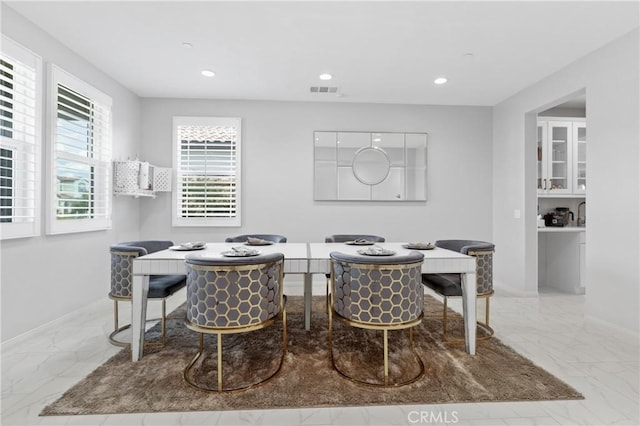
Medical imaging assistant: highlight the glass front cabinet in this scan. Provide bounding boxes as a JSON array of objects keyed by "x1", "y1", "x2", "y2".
[{"x1": 537, "y1": 118, "x2": 586, "y2": 195}]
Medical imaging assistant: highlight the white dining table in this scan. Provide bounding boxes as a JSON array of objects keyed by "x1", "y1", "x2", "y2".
[{"x1": 131, "y1": 241, "x2": 477, "y2": 361}]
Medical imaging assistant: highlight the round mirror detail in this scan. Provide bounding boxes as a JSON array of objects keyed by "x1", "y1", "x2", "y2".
[{"x1": 352, "y1": 147, "x2": 391, "y2": 185}]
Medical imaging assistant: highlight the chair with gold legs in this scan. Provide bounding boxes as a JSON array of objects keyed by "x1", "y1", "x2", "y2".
[
  {"x1": 328, "y1": 251, "x2": 424, "y2": 387},
  {"x1": 421, "y1": 240, "x2": 495, "y2": 343},
  {"x1": 323, "y1": 235, "x2": 385, "y2": 312},
  {"x1": 109, "y1": 240, "x2": 186, "y2": 347},
  {"x1": 183, "y1": 252, "x2": 287, "y2": 392}
]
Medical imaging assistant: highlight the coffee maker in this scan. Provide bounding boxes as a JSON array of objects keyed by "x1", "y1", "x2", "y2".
[{"x1": 544, "y1": 207, "x2": 574, "y2": 227}]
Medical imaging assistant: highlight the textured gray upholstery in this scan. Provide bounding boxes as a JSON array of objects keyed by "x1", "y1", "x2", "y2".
[
  {"x1": 185, "y1": 252, "x2": 283, "y2": 266},
  {"x1": 422, "y1": 240, "x2": 494, "y2": 297},
  {"x1": 330, "y1": 251, "x2": 423, "y2": 265},
  {"x1": 224, "y1": 234, "x2": 287, "y2": 243},
  {"x1": 185, "y1": 253, "x2": 285, "y2": 328},
  {"x1": 110, "y1": 241, "x2": 186, "y2": 299},
  {"x1": 325, "y1": 234, "x2": 385, "y2": 243},
  {"x1": 330, "y1": 251, "x2": 424, "y2": 325}
]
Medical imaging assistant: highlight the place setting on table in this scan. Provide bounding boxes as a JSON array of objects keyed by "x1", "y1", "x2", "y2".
[
  {"x1": 166, "y1": 237, "x2": 275, "y2": 257},
  {"x1": 335, "y1": 239, "x2": 437, "y2": 257},
  {"x1": 168, "y1": 241, "x2": 207, "y2": 251}
]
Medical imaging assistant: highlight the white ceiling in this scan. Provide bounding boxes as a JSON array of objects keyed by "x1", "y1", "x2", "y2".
[{"x1": 6, "y1": 1, "x2": 639, "y2": 106}]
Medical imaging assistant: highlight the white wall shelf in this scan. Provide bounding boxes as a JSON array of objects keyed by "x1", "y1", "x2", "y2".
[{"x1": 113, "y1": 160, "x2": 171, "y2": 198}]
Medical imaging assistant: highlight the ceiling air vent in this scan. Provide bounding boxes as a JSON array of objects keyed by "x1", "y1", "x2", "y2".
[{"x1": 310, "y1": 86, "x2": 339, "y2": 94}]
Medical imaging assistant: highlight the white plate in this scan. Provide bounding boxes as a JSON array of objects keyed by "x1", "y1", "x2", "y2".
[
  {"x1": 357, "y1": 249, "x2": 396, "y2": 256},
  {"x1": 169, "y1": 245, "x2": 206, "y2": 251},
  {"x1": 221, "y1": 250, "x2": 261, "y2": 257},
  {"x1": 402, "y1": 243, "x2": 435, "y2": 250}
]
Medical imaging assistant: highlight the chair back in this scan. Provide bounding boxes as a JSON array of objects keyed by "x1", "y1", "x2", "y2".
[
  {"x1": 325, "y1": 234, "x2": 385, "y2": 243},
  {"x1": 184, "y1": 253, "x2": 284, "y2": 329},
  {"x1": 329, "y1": 251, "x2": 424, "y2": 325},
  {"x1": 110, "y1": 240, "x2": 174, "y2": 298},
  {"x1": 224, "y1": 234, "x2": 287, "y2": 243},
  {"x1": 435, "y1": 240, "x2": 494, "y2": 296}
]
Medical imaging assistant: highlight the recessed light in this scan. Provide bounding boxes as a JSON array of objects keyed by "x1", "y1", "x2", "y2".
[
  {"x1": 182, "y1": 42, "x2": 193, "y2": 49},
  {"x1": 434, "y1": 77, "x2": 448, "y2": 85},
  {"x1": 319, "y1": 73, "x2": 333, "y2": 81},
  {"x1": 201, "y1": 69, "x2": 215, "y2": 77}
]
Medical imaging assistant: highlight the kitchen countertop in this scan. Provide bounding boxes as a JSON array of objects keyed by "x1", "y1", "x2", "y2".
[{"x1": 538, "y1": 226, "x2": 586, "y2": 233}]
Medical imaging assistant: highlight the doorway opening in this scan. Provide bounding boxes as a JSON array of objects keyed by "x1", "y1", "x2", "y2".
[{"x1": 525, "y1": 90, "x2": 587, "y2": 296}]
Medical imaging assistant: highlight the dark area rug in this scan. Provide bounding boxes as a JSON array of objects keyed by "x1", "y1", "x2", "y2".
[{"x1": 41, "y1": 296, "x2": 582, "y2": 416}]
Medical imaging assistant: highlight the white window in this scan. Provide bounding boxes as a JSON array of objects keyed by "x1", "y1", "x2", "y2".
[
  {"x1": 172, "y1": 116, "x2": 241, "y2": 227},
  {"x1": 0, "y1": 36, "x2": 41, "y2": 240},
  {"x1": 46, "y1": 65, "x2": 112, "y2": 234}
]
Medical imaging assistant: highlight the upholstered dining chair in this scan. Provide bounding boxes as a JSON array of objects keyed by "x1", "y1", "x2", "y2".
[
  {"x1": 224, "y1": 234, "x2": 287, "y2": 243},
  {"x1": 109, "y1": 240, "x2": 186, "y2": 347},
  {"x1": 328, "y1": 251, "x2": 425, "y2": 387},
  {"x1": 323, "y1": 234, "x2": 386, "y2": 311},
  {"x1": 421, "y1": 240, "x2": 495, "y2": 343},
  {"x1": 183, "y1": 253, "x2": 287, "y2": 392}
]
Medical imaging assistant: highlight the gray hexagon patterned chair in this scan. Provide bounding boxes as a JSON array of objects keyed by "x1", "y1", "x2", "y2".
[
  {"x1": 329, "y1": 251, "x2": 425, "y2": 387},
  {"x1": 421, "y1": 240, "x2": 495, "y2": 343},
  {"x1": 109, "y1": 240, "x2": 186, "y2": 347},
  {"x1": 324, "y1": 235, "x2": 386, "y2": 311},
  {"x1": 183, "y1": 252, "x2": 287, "y2": 392}
]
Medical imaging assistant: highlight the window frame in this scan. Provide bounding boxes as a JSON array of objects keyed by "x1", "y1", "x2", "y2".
[
  {"x1": 46, "y1": 64, "x2": 112, "y2": 235},
  {"x1": 0, "y1": 36, "x2": 42, "y2": 240},
  {"x1": 172, "y1": 116, "x2": 242, "y2": 227}
]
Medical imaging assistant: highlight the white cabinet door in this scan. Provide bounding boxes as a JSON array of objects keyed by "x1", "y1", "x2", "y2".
[
  {"x1": 546, "y1": 121, "x2": 573, "y2": 194},
  {"x1": 573, "y1": 122, "x2": 587, "y2": 194}
]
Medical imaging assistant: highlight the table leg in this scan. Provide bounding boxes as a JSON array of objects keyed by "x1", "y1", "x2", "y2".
[
  {"x1": 131, "y1": 274, "x2": 150, "y2": 362},
  {"x1": 304, "y1": 272, "x2": 312, "y2": 331},
  {"x1": 461, "y1": 271, "x2": 477, "y2": 355}
]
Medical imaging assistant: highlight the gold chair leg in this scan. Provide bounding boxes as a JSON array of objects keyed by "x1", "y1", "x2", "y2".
[
  {"x1": 113, "y1": 300, "x2": 119, "y2": 331},
  {"x1": 109, "y1": 299, "x2": 132, "y2": 347},
  {"x1": 383, "y1": 329, "x2": 389, "y2": 386},
  {"x1": 283, "y1": 308, "x2": 288, "y2": 354},
  {"x1": 161, "y1": 299, "x2": 167, "y2": 346},
  {"x1": 442, "y1": 295, "x2": 494, "y2": 344},
  {"x1": 108, "y1": 299, "x2": 166, "y2": 347},
  {"x1": 217, "y1": 333, "x2": 223, "y2": 392},
  {"x1": 486, "y1": 296, "x2": 491, "y2": 328},
  {"x1": 443, "y1": 296, "x2": 449, "y2": 341},
  {"x1": 476, "y1": 295, "x2": 495, "y2": 339},
  {"x1": 326, "y1": 277, "x2": 331, "y2": 314}
]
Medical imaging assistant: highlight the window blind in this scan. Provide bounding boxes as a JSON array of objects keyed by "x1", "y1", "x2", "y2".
[
  {"x1": 0, "y1": 36, "x2": 40, "y2": 239},
  {"x1": 173, "y1": 117, "x2": 241, "y2": 227},
  {"x1": 48, "y1": 65, "x2": 112, "y2": 234}
]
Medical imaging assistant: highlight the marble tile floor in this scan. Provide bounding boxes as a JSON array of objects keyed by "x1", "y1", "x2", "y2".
[{"x1": 2, "y1": 283, "x2": 638, "y2": 426}]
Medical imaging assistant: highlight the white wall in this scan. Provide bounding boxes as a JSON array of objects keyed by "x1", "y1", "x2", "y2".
[
  {"x1": 139, "y1": 99, "x2": 493, "y2": 245},
  {"x1": 493, "y1": 29, "x2": 639, "y2": 330},
  {"x1": 0, "y1": 6, "x2": 142, "y2": 341}
]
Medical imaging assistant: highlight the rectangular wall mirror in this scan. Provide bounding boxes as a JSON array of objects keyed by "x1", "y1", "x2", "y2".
[{"x1": 314, "y1": 131, "x2": 427, "y2": 201}]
